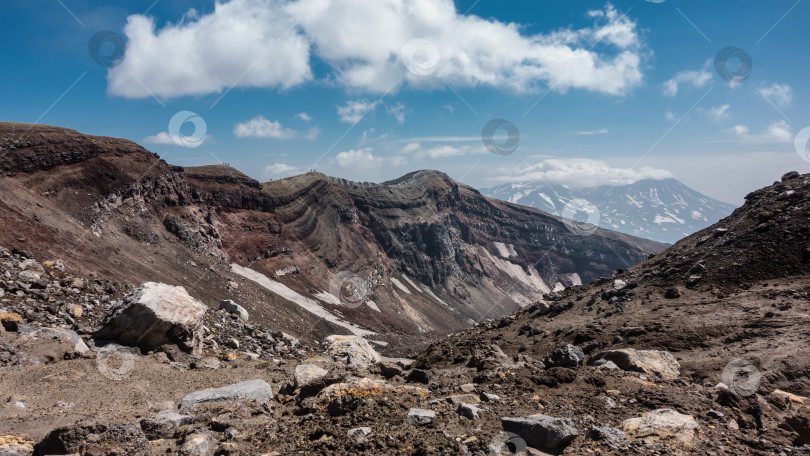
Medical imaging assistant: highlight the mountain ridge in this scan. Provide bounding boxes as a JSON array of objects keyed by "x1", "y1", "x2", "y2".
[
  {"x1": 482, "y1": 177, "x2": 737, "y2": 244},
  {"x1": 0, "y1": 122, "x2": 664, "y2": 355}
]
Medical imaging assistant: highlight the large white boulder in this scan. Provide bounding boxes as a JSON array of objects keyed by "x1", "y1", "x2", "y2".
[
  {"x1": 96, "y1": 282, "x2": 207, "y2": 355},
  {"x1": 325, "y1": 335, "x2": 381, "y2": 366}
]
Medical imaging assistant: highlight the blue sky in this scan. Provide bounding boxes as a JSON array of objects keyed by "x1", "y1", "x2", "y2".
[{"x1": 1, "y1": 0, "x2": 809, "y2": 204}]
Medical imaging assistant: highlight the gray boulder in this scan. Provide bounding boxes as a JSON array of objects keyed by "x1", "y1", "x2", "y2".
[
  {"x1": 180, "y1": 379, "x2": 273, "y2": 411},
  {"x1": 586, "y1": 426, "x2": 628, "y2": 449},
  {"x1": 542, "y1": 344, "x2": 585, "y2": 368},
  {"x1": 325, "y1": 335, "x2": 381, "y2": 366},
  {"x1": 95, "y1": 282, "x2": 207, "y2": 355},
  {"x1": 219, "y1": 299, "x2": 249, "y2": 321},
  {"x1": 501, "y1": 414, "x2": 579, "y2": 452},
  {"x1": 140, "y1": 411, "x2": 194, "y2": 439},
  {"x1": 294, "y1": 364, "x2": 329, "y2": 388},
  {"x1": 406, "y1": 408, "x2": 436, "y2": 426}
]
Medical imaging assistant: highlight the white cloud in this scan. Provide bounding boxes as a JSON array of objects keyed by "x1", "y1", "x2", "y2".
[
  {"x1": 707, "y1": 104, "x2": 730, "y2": 122},
  {"x1": 109, "y1": 1, "x2": 646, "y2": 98},
  {"x1": 143, "y1": 131, "x2": 211, "y2": 146},
  {"x1": 295, "y1": 112, "x2": 313, "y2": 122},
  {"x1": 489, "y1": 158, "x2": 674, "y2": 187},
  {"x1": 665, "y1": 111, "x2": 677, "y2": 122},
  {"x1": 265, "y1": 163, "x2": 300, "y2": 175},
  {"x1": 143, "y1": 131, "x2": 177, "y2": 145},
  {"x1": 337, "y1": 100, "x2": 380, "y2": 124},
  {"x1": 575, "y1": 128, "x2": 609, "y2": 135},
  {"x1": 729, "y1": 120, "x2": 792, "y2": 144},
  {"x1": 663, "y1": 66, "x2": 712, "y2": 97},
  {"x1": 233, "y1": 115, "x2": 319, "y2": 139},
  {"x1": 108, "y1": 0, "x2": 312, "y2": 98},
  {"x1": 401, "y1": 142, "x2": 488, "y2": 160},
  {"x1": 759, "y1": 83, "x2": 792, "y2": 108},
  {"x1": 386, "y1": 102, "x2": 406, "y2": 124},
  {"x1": 332, "y1": 148, "x2": 384, "y2": 170}
]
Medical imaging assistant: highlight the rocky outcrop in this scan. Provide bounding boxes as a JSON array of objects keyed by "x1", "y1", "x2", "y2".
[{"x1": 95, "y1": 282, "x2": 207, "y2": 355}]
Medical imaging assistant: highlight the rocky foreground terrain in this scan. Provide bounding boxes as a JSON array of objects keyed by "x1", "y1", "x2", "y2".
[{"x1": 1, "y1": 125, "x2": 810, "y2": 455}]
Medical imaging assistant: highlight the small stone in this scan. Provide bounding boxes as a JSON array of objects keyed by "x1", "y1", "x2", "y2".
[
  {"x1": 347, "y1": 427, "x2": 372, "y2": 443},
  {"x1": 226, "y1": 339, "x2": 240, "y2": 350},
  {"x1": 457, "y1": 402, "x2": 482, "y2": 420},
  {"x1": 612, "y1": 279, "x2": 627, "y2": 292},
  {"x1": 542, "y1": 344, "x2": 585, "y2": 368},
  {"x1": 664, "y1": 288, "x2": 681, "y2": 299},
  {"x1": 406, "y1": 369, "x2": 431, "y2": 384},
  {"x1": 586, "y1": 426, "x2": 628, "y2": 449},
  {"x1": 180, "y1": 432, "x2": 216, "y2": 456},
  {"x1": 140, "y1": 411, "x2": 194, "y2": 440},
  {"x1": 481, "y1": 392, "x2": 501, "y2": 402},
  {"x1": 406, "y1": 408, "x2": 436, "y2": 426},
  {"x1": 294, "y1": 364, "x2": 328, "y2": 388}
]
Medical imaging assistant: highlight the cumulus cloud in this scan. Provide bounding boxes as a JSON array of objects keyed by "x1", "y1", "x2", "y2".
[
  {"x1": 663, "y1": 66, "x2": 712, "y2": 97},
  {"x1": 143, "y1": 131, "x2": 212, "y2": 146},
  {"x1": 332, "y1": 147, "x2": 407, "y2": 171},
  {"x1": 234, "y1": 115, "x2": 319, "y2": 139},
  {"x1": 109, "y1": 1, "x2": 646, "y2": 98},
  {"x1": 108, "y1": 0, "x2": 312, "y2": 98},
  {"x1": 400, "y1": 142, "x2": 488, "y2": 160},
  {"x1": 489, "y1": 158, "x2": 674, "y2": 187},
  {"x1": 337, "y1": 100, "x2": 380, "y2": 124},
  {"x1": 729, "y1": 120, "x2": 792, "y2": 144},
  {"x1": 332, "y1": 148, "x2": 384, "y2": 170},
  {"x1": 706, "y1": 104, "x2": 730, "y2": 122},
  {"x1": 295, "y1": 112, "x2": 313, "y2": 122},
  {"x1": 386, "y1": 102, "x2": 407, "y2": 124},
  {"x1": 265, "y1": 163, "x2": 300, "y2": 175},
  {"x1": 758, "y1": 83, "x2": 792, "y2": 108}
]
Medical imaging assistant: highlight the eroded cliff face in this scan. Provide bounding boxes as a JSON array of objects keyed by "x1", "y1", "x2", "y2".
[{"x1": 0, "y1": 122, "x2": 664, "y2": 353}]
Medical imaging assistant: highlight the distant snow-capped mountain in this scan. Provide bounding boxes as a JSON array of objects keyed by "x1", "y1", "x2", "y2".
[{"x1": 481, "y1": 178, "x2": 737, "y2": 244}]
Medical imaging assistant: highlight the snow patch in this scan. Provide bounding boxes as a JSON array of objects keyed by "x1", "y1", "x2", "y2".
[
  {"x1": 231, "y1": 263, "x2": 375, "y2": 337},
  {"x1": 401, "y1": 274, "x2": 421, "y2": 291},
  {"x1": 390, "y1": 277, "x2": 411, "y2": 294}
]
